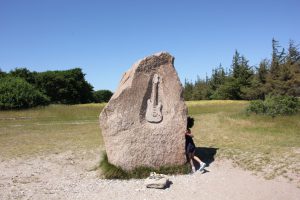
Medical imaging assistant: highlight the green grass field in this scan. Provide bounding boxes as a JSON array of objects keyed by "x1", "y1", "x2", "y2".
[
  {"x1": 0, "y1": 104, "x2": 105, "y2": 158},
  {"x1": 0, "y1": 101, "x2": 299, "y2": 182}
]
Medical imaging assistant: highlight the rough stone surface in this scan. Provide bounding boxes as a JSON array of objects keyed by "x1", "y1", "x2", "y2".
[{"x1": 99, "y1": 52, "x2": 187, "y2": 170}]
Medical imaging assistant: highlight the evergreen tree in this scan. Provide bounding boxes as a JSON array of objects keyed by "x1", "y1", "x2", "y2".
[
  {"x1": 183, "y1": 79, "x2": 194, "y2": 101},
  {"x1": 258, "y1": 59, "x2": 269, "y2": 84},
  {"x1": 249, "y1": 59, "x2": 270, "y2": 99},
  {"x1": 222, "y1": 50, "x2": 253, "y2": 99},
  {"x1": 267, "y1": 39, "x2": 300, "y2": 96},
  {"x1": 270, "y1": 38, "x2": 285, "y2": 78},
  {"x1": 231, "y1": 51, "x2": 253, "y2": 85},
  {"x1": 210, "y1": 64, "x2": 226, "y2": 91},
  {"x1": 182, "y1": 38, "x2": 300, "y2": 100},
  {"x1": 192, "y1": 77, "x2": 210, "y2": 100},
  {"x1": 287, "y1": 40, "x2": 300, "y2": 65},
  {"x1": 209, "y1": 64, "x2": 227, "y2": 99},
  {"x1": 284, "y1": 40, "x2": 300, "y2": 96}
]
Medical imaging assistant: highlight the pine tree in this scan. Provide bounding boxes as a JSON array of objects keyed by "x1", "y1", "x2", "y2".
[
  {"x1": 270, "y1": 38, "x2": 285, "y2": 78},
  {"x1": 210, "y1": 64, "x2": 226, "y2": 91},
  {"x1": 287, "y1": 40, "x2": 300, "y2": 65},
  {"x1": 258, "y1": 59, "x2": 269, "y2": 84},
  {"x1": 224, "y1": 50, "x2": 253, "y2": 99},
  {"x1": 267, "y1": 39, "x2": 300, "y2": 96},
  {"x1": 183, "y1": 79, "x2": 194, "y2": 101}
]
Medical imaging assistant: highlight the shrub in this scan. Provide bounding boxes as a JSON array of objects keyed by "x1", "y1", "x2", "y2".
[
  {"x1": 246, "y1": 95, "x2": 299, "y2": 117},
  {"x1": 246, "y1": 100, "x2": 265, "y2": 114},
  {"x1": 93, "y1": 90, "x2": 113, "y2": 103},
  {"x1": 0, "y1": 76, "x2": 50, "y2": 109},
  {"x1": 264, "y1": 95, "x2": 299, "y2": 116}
]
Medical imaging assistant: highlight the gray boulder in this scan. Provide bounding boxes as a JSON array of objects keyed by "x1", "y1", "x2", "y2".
[{"x1": 99, "y1": 52, "x2": 187, "y2": 171}]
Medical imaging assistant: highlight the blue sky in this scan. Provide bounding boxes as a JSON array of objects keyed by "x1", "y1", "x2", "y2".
[{"x1": 1, "y1": 0, "x2": 300, "y2": 91}]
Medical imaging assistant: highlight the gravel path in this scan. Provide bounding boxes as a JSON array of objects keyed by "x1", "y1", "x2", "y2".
[{"x1": 0, "y1": 149, "x2": 299, "y2": 200}]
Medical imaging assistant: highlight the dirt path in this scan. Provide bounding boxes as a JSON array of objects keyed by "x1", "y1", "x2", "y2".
[{"x1": 0, "y1": 149, "x2": 299, "y2": 200}]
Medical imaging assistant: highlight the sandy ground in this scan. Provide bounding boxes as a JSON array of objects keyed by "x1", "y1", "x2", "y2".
[{"x1": 0, "y1": 149, "x2": 299, "y2": 200}]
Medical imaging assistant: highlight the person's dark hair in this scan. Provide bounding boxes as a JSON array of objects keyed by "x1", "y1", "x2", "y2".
[{"x1": 187, "y1": 116, "x2": 194, "y2": 129}]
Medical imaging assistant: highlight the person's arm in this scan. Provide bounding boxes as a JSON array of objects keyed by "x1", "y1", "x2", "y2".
[{"x1": 185, "y1": 130, "x2": 194, "y2": 138}]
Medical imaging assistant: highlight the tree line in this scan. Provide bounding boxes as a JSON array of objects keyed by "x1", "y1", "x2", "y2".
[
  {"x1": 0, "y1": 68, "x2": 113, "y2": 109},
  {"x1": 183, "y1": 39, "x2": 300, "y2": 101},
  {"x1": 1, "y1": 38, "x2": 299, "y2": 110}
]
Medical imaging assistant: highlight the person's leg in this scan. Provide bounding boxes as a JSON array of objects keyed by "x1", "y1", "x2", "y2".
[
  {"x1": 191, "y1": 152, "x2": 206, "y2": 171},
  {"x1": 193, "y1": 155, "x2": 202, "y2": 164},
  {"x1": 188, "y1": 153, "x2": 196, "y2": 173}
]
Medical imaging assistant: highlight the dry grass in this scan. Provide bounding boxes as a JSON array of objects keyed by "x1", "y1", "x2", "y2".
[{"x1": 189, "y1": 100, "x2": 300, "y2": 185}]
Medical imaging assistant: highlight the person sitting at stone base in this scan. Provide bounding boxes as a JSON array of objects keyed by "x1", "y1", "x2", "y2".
[{"x1": 185, "y1": 116, "x2": 206, "y2": 173}]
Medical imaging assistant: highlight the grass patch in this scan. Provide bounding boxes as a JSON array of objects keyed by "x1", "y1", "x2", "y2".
[
  {"x1": 186, "y1": 100, "x2": 248, "y2": 115},
  {"x1": 0, "y1": 104, "x2": 105, "y2": 159},
  {"x1": 99, "y1": 153, "x2": 190, "y2": 179},
  {"x1": 188, "y1": 100, "x2": 300, "y2": 185}
]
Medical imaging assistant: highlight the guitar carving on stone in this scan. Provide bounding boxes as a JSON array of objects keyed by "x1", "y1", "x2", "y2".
[{"x1": 145, "y1": 74, "x2": 163, "y2": 123}]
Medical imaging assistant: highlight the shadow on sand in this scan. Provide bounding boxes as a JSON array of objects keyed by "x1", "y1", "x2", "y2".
[{"x1": 192, "y1": 147, "x2": 218, "y2": 171}]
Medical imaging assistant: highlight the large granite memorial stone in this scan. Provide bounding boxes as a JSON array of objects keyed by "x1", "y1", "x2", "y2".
[{"x1": 99, "y1": 52, "x2": 187, "y2": 170}]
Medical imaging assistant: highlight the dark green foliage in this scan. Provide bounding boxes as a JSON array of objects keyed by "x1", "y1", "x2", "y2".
[
  {"x1": 240, "y1": 77, "x2": 265, "y2": 100},
  {"x1": 192, "y1": 78, "x2": 210, "y2": 100},
  {"x1": 34, "y1": 68, "x2": 94, "y2": 104},
  {"x1": 100, "y1": 153, "x2": 190, "y2": 179},
  {"x1": 213, "y1": 78, "x2": 239, "y2": 99},
  {"x1": 270, "y1": 38, "x2": 286, "y2": 79},
  {"x1": 183, "y1": 79, "x2": 194, "y2": 101},
  {"x1": 266, "y1": 39, "x2": 300, "y2": 96},
  {"x1": 227, "y1": 51, "x2": 253, "y2": 100},
  {"x1": 257, "y1": 59, "x2": 269, "y2": 84},
  {"x1": 264, "y1": 95, "x2": 299, "y2": 116},
  {"x1": 9, "y1": 68, "x2": 37, "y2": 85},
  {"x1": 0, "y1": 76, "x2": 50, "y2": 109},
  {"x1": 2, "y1": 67, "x2": 97, "y2": 107},
  {"x1": 1, "y1": 66, "x2": 117, "y2": 108},
  {"x1": 93, "y1": 90, "x2": 113, "y2": 103},
  {"x1": 210, "y1": 65, "x2": 226, "y2": 91},
  {"x1": 287, "y1": 40, "x2": 300, "y2": 64},
  {"x1": 247, "y1": 95, "x2": 299, "y2": 117},
  {"x1": 183, "y1": 77, "x2": 211, "y2": 101},
  {"x1": 0, "y1": 69, "x2": 6, "y2": 78}
]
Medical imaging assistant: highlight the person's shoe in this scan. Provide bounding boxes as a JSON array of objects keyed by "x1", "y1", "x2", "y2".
[{"x1": 199, "y1": 163, "x2": 206, "y2": 171}]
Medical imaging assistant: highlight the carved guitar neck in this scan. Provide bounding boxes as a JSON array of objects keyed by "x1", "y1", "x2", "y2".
[{"x1": 145, "y1": 74, "x2": 163, "y2": 123}]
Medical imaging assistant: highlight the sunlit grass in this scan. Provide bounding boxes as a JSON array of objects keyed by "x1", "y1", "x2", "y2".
[
  {"x1": 0, "y1": 104, "x2": 105, "y2": 159},
  {"x1": 186, "y1": 100, "x2": 248, "y2": 114},
  {"x1": 189, "y1": 100, "x2": 300, "y2": 184}
]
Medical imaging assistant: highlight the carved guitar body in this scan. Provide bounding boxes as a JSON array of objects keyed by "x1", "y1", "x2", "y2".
[
  {"x1": 145, "y1": 74, "x2": 163, "y2": 123},
  {"x1": 146, "y1": 100, "x2": 162, "y2": 123}
]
